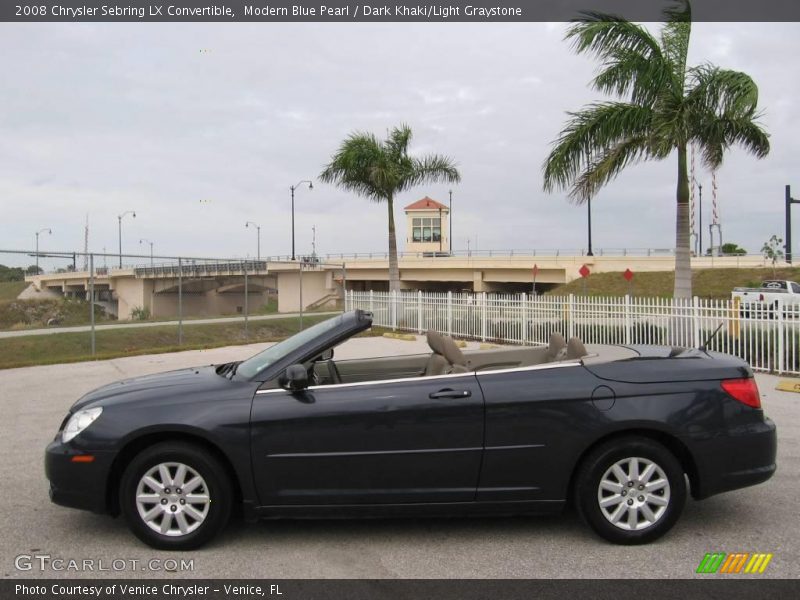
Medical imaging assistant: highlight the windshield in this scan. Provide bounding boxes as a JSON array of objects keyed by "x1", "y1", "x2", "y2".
[{"x1": 235, "y1": 314, "x2": 344, "y2": 379}]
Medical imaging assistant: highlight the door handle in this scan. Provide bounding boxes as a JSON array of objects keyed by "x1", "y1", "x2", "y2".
[{"x1": 429, "y1": 389, "x2": 472, "y2": 400}]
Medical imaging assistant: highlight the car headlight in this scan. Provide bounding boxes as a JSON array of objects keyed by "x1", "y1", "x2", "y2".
[{"x1": 61, "y1": 407, "x2": 103, "y2": 443}]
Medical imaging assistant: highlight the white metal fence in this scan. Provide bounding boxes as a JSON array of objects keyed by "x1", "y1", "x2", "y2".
[{"x1": 345, "y1": 290, "x2": 800, "y2": 375}]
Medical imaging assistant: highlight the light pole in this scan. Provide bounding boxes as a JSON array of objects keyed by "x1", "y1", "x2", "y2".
[
  {"x1": 245, "y1": 221, "x2": 261, "y2": 260},
  {"x1": 117, "y1": 210, "x2": 136, "y2": 268},
  {"x1": 139, "y1": 238, "x2": 154, "y2": 267},
  {"x1": 35, "y1": 228, "x2": 51, "y2": 273},
  {"x1": 586, "y1": 196, "x2": 594, "y2": 256},
  {"x1": 290, "y1": 180, "x2": 313, "y2": 260},
  {"x1": 449, "y1": 189, "x2": 453, "y2": 255},
  {"x1": 698, "y1": 183, "x2": 703, "y2": 255}
]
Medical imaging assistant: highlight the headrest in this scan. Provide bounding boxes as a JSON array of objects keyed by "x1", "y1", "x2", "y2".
[
  {"x1": 546, "y1": 332, "x2": 567, "y2": 360},
  {"x1": 567, "y1": 337, "x2": 588, "y2": 360},
  {"x1": 441, "y1": 335, "x2": 467, "y2": 366},
  {"x1": 426, "y1": 330, "x2": 446, "y2": 355},
  {"x1": 424, "y1": 353, "x2": 449, "y2": 376}
]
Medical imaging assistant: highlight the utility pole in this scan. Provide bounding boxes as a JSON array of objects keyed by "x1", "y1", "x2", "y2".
[
  {"x1": 786, "y1": 185, "x2": 800, "y2": 263},
  {"x1": 449, "y1": 189, "x2": 453, "y2": 255},
  {"x1": 586, "y1": 196, "x2": 594, "y2": 256},
  {"x1": 698, "y1": 184, "x2": 703, "y2": 255}
]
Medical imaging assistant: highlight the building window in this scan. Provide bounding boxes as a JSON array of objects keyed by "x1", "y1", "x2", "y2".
[{"x1": 412, "y1": 217, "x2": 441, "y2": 243}]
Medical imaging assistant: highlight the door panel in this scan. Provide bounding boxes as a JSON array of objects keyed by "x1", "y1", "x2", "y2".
[
  {"x1": 334, "y1": 354, "x2": 429, "y2": 383},
  {"x1": 250, "y1": 374, "x2": 485, "y2": 505},
  {"x1": 476, "y1": 364, "x2": 604, "y2": 501}
]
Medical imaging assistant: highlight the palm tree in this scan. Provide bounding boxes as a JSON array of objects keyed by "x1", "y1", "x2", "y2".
[
  {"x1": 320, "y1": 124, "x2": 460, "y2": 292},
  {"x1": 542, "y1": 0, "x2": 769, "y2": 298}
]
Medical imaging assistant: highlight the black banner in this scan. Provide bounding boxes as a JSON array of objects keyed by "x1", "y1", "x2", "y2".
[
  {"x1": 4, "y1": 580, "x2": 800, "y2": 600},
  {"x1": 2, "y1": 0, "x2": 800, "y2": 23}
]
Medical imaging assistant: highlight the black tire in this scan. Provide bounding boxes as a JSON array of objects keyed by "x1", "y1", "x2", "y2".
[
  {"x1": 120, "y1": 442, "x2": 232, "y2": 550},
  {"x1": 573, "y1": 436, "x2": 686, "y2": 545}
]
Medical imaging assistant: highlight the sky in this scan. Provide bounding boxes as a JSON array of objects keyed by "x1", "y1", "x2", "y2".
[{"x1": 1, "y1": 21, "x2": 799, "y2": 268}]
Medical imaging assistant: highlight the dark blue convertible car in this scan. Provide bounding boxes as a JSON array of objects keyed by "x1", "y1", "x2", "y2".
[{"x1": 46, "y1": 309, "x2": 776, "y2": 549}]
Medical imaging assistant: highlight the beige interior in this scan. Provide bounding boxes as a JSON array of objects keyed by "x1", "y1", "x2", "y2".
[{"x1": 312, "y1": 331, "x2": 592, "y2": 386}]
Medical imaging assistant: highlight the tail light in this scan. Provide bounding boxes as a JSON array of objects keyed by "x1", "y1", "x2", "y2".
[{"x1": 721, "y1": 378, "x2": 761, "y2": 409}]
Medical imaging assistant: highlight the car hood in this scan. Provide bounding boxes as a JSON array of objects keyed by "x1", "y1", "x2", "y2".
[{"x1": 71, "y1": 365, "x2": 240, "y2": 411}]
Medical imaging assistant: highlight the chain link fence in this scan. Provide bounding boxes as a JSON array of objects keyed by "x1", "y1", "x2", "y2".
[{"x1": 0, "y1": 249, "x2": 346, "y2": 366}]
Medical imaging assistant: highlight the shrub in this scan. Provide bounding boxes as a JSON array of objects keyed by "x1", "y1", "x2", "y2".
[{"x1": 130, "y1": 306, "x2": 151, "y2": 321}]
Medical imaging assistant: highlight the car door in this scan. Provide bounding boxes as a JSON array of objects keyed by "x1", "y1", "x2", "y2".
[
  {"x1": 476, "y1": 362, "x2": 605, "y2": 502},
  {"x1": 250, "y1": 372, "x2": 485, "y2": 506}
]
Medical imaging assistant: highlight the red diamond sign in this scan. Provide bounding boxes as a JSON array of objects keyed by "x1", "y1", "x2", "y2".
[
  {"x1": 623, "y1": 268, "x2": 634, "y2": 282},
  {"x1": 579, "y1": 264, "x2": 590, "y2": 278}
]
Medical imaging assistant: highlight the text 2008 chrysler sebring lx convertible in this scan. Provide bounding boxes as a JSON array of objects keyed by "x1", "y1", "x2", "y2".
[{"x1": 46, "y1": 310, "x2": 776, "y2": 550}]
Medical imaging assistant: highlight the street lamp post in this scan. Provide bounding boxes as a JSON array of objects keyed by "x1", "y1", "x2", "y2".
[
  {"x1": 35, "y1": 228, "x2": 52, "y2": 273},
  {"x1": 139, "y1": 238, "x2": 154, "y2": 267},
  {"x1": 117, "y1": 210, "x2": 136, "y2": 268},
  {"x1": 586, "y1": 196, "x2": 594, "y2": 256},
  {"x1": 698, "y1": 183, "x2": 703, "y2": 255},
  {"x1": 245, "y1": 221, "x2": 261, "y2": 260},
  {"x1": 290, "y1": 180, "x2": 313, "y2": 260},
  {"x1": 449, "y1": 189, "x2": 453, "y2": 256}
]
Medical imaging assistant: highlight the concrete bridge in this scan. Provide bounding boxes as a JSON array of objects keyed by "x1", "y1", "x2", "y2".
[{"x1": 24, "y1": 253, "x2": 768, "y2": 319}]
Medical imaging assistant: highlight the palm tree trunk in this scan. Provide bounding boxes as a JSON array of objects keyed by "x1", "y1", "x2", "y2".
[
  {"x1": 674, "y1": 145, "x2": 692, "y2": 299},
  {"x1": 387, "y1": 194, "x2": 400, "y2": 292}
]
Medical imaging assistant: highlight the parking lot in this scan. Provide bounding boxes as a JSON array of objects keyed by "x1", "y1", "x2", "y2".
[{"x1": 1, "y1": 337, "x2": 798, "y2": 579}]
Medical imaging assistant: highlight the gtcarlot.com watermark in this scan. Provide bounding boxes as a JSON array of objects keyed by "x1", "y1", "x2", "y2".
[{"x1": 14, "y1": 553, "x2": 194, "y2": 573}]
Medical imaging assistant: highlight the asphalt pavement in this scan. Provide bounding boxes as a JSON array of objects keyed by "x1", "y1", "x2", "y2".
[{"x1": 1, "y1": 337, "x2": 797, "y2": 579}]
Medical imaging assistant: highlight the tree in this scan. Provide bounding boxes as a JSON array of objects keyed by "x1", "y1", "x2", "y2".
[
  {"x1": 721, "y1": 242, "x2": 747, "y2": 256},
  {"x1": 761, "y1": 235, "x2": 784, "y2": 277},
  {"x1": 542, "y1": 0, "x2": 769, "y2": 299},
  {"x1": 25, "y1": 265, "x2": 43, "y2": 275},
  {"x1": 320, "y1": 124, "x2": 460, "y2": 292}
]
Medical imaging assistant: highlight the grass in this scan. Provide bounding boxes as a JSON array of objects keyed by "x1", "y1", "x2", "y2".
[
  {"x1": 546, "y1": 266, "x2": 800, "y2": 300},
  {"x1": 0, "y1": 281, "x2": 28, "y2": 301},
  {"x1": 0, "y1": 297, "x2": 111, "y2": 330},
  {"x1": 0, "y1": 314, "x2": 386, "y2": 370}
]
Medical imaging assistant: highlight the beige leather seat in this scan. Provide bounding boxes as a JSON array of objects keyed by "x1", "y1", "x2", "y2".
[
  {"x1": 546, "y1": 332, "x2": 568, "y2": 362},
  {"x1": 425, "y1": 330, "x2": 470, "y2": 375},
  {"x1": 566, "y1": 337, "x2": 588, "y2": 360},
  {"x1": 425, "y1": 330, "x2": 451, "y2": 376},
  {"x1": 440, "y1": 335, "x2": 469, "y2": 373}
]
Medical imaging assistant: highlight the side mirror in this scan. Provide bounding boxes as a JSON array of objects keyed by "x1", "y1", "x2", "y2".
[
  {"x1": 319, "y1": 348, "x2": 334, "y2": 361},
  {"x1": 280, "y1": 364, "x2": 309, "y2": 392}
]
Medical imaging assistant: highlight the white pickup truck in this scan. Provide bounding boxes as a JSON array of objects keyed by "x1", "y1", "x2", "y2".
[{"x1": 732, "y1": 280, "x2": 800, "y2": 315}]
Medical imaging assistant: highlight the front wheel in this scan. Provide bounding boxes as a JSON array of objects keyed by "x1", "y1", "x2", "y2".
[
  {"x1": 574, "y1": 436, "x2": 686, "y2": 545},
  {"x1": 120, "y1": 442, "x2": 232, "y2": 550}
]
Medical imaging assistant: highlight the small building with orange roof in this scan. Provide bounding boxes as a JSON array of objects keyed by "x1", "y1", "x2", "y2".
[{"x1": 404, "y1": 196, "x2": 450, "y2": 255}]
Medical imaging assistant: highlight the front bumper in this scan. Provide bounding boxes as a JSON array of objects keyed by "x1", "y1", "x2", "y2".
[
  {"x1": 688, "y1": 417, "x2": 777, "y2": 500},
  {"x1": 45, "y1": 439, "x2": 115, "y2": 514}
]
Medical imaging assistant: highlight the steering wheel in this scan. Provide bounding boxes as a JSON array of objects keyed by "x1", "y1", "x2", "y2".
[{"x1": 326, "y1": 359, "x2": 343, "y2": 385}]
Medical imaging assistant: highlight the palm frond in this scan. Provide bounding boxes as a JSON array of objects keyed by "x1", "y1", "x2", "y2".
[
  {"x1": 543, "y1": 102, "x2": 653, "y2": 193},
  {"x1": 693, "y1": 114, "x2": 770, "y2": 170},
  {"x1": 570, "y1": 135, "x2": 650, "y2": 201},
  {"x1": 402, "y1": 155, "x2": 461, "y2": 191},
  {"x1": 567, "y1": 18, "x2": 662, "y2": 66},
  {"x1": 687, "y1": 65, "x2": 760, "y2": 118},
  {"x1": 659, "y1": 0, "x2": 692, "y2": 96},
  {"x1": 592, "y1": 47, "x2": 672, "y2": 106}
]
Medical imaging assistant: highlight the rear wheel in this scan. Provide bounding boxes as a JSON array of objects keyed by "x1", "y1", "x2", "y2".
[
  {"x1": 574, "y1": 436, "x2": 686, "y2": 544},
  {"x1": 120, "y1": 442, "x2": 232, "y2": 550}
]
